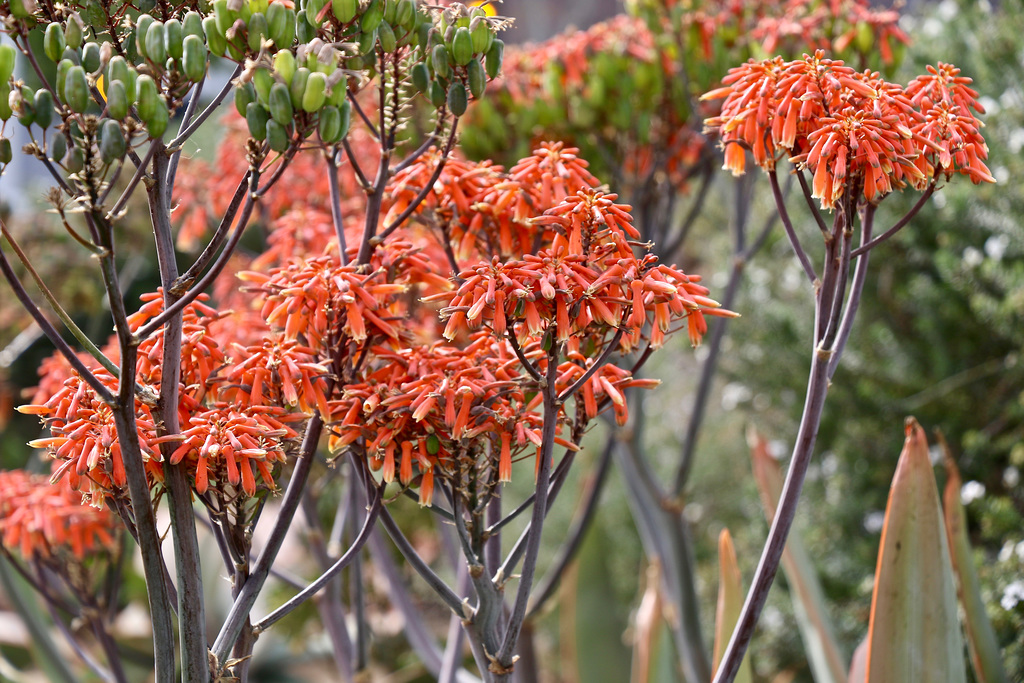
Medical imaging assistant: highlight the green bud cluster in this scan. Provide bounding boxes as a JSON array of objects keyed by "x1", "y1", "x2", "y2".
[
  {"x1": 1, "y1": 0, "x2": 509, "y2": 177},
  {"x1": 411, "y1": 5, "x2": 503, "y2": 116}
]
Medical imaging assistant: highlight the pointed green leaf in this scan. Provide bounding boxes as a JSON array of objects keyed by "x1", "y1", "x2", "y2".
[
  {"x1": 865, "y1": 418, "x2": 966, "y2": 683},
  {"x1": 750, "y1": 428, "x2": 847, "y2": 683},
  {"x1": 712, "y1": 529, "x2": 752, "y2": 683},
  {"x1": 938, "y1": 432, "x2": 1008, "y2": 683}
]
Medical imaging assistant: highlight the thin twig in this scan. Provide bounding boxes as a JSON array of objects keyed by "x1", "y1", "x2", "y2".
[
  {"x1": 769, "y1": 170, "x2": 817, "y2": 283},
  {"x1": 137, "y1": 169, "x2": 261, "y2": 339},
  {"x1": 507, "y1": 330, "x2": 544, "y2": 383},
  {"x1": 104, "y1": 141, "x2": 158, "y2": 218},
  {"x1": 326, "y1": 150, "x2": 349, "y2": 264},
  {"x1": 495, "y1": 347, "x2": 560, "y2": 669},
  {"x1": 526, "y1": 438, "x2": 614, "y2": 619},
  {"x1": 796, "y1": 168, "x2": 829, "y2": 236},
  {"x1": 377, "y1": 118, "x2": 460, "y2": 242},
  {"x1": 174, "y1": 171, "x2": 251, "y2": 291},
  {"x1": 211, "y1": 412, "x2": 324, "y2": 666},
  {"x1": 168, "y1": 64, "x2": 242, "y2": 149},
  {"x1": 255, "y1": 485, "x2": 383, "y2": 631},
  {"x1": 557, "y1": 328, "x2": 625, "y2": 402},
  {"x1": 0, "y1": 239, "x2": 114, "y2": 404},
  {"x1": 0, "y1": 221, "x2": 118, "y2": 376},
  {"x1": 851, "y1": 182, "x2": 936, "y2": 257},
  {"x1": 377, "y1": 505, "x2": 466, "y2": 615},
  {"x1": 166, "y1": 78, "x2": 205, "y2": 193}
]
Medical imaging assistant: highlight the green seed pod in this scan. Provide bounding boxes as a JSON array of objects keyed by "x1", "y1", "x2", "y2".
[
  {"x1": 289, "y1": 66, "x2": 310, "y2": 109},
  {"x1": 266, "y1": 2, "x2": 286, "y2": 38},
  {"x1": 267, "y1": 3, "x2": 294, "y2": 47},
  {"x1": 295, "y1": 10, "x2": 316, "y2": 42},
  {"x1": 411, "y1": 62, "x2": 430, "y2": 94},
  {"x1": 467, "y1": 56, "x2": 485, "y2": 99},
  {"x1": 106, "y1": 79, "x2": 129, "y2": 119},
  {"x1": 332, "y1": 0, "x2": 357, "y2": 23},
  {"x1": 135, "y1": 73, "x2": 159, "y2": 121},
  {"x1": 66, "y1": 145, "x2": 85, "y2": 173},
  {"x1": 136, "y1": 15, "x2": 156, "y2": 55},
  {"x1": 32, "y1": 89, "x2": 53, "y2": 128},
  {"x1": 0, "y1": 138, "x2": 11, "y2": 165},
  {"x1": 245, "y1": 101, "x2": 269, "y2": 140},
  {"x1": 301, "y1": 71, "x2": 326, "y2": 112},
  {"x1": 317, "y1": 103, "x2": 340, "y2": 142},
  {"x1": 485, "y1": 38, "x2": 503, "y2": 79},
  {"x1": 0, "y1": 45, "x2": 16, "y2": 83},
  {"x1": 447, "y1": 80, "x2": 467, "y2": 116},
  {"x1": 451, "y1": 27, "x2": 473, "y2": 66},
  {"x1": 44, "y1": 23, "x2": 66, "y2": 64},
  {"x1": 416, "y1": 21, "x2": 431, "y2": 49},
  {"x1": 0, "y1": 83, "x2": 10, "y2": 120},
  {"x1": 306, "y1": 0, "x2": 324, "y2": 26},
  {"x1": 357, "y1": 28, "x2": 377, "y2": 55},
  {"x1": 268, "y1": 82, "x2": 293, "y2": 124},
  {"x1": 13, "y1": 85, "x2": 34, "y2": 127},
  {"x1": 106, "y1": 56, "x2": 133, "y2": 100},
  {"x1": 182, "y1": 35, "x2": 207, "y2": 82},
  {"x1": 49, "y1": 132, "x2": 66, "y2": 163},
  {"x1": 64, "y1": 14, "x2": 85, "y2": 51},
  {"x1": 378, "y1": 22, "x2": 397, "y2": 52},
  {"x1": 425, "y1": 433, "x2": 440, "y2": 455},
  {"x1": 431, "y1": 43, "x2": 450, "y2": 78},
  {"x1": 144, "y1": 22, "x2": 167, "y2": 64},
  {"x1": 234, "y1": 82, "x2": 256, "y2": 116},
  {"x1": 384, "y1": 0, "x2": 398, "y2": 25},
  {"x1": 395, "y1": 0, "x2": 415, "y2": 30},
  {"x1": 265, "y1": 118, "x2": 289, "y2": 151},
  {"x1": 252, "y1": 68, "x2": 273, "y2": 106},
  {"x1": 164, "y1": 19, "x2": 184, "y2": 60},
  {"x1": 63, "y1": 65, "x2": 89, "y2": 113},
  {"x1": 183, "y1": 11, "x2": 204, "y2": 39},
  {"x1": 471, "y1": 17, "x2": 492, "y2": 54},
  {"x1": 203, "y1": 17, "x2": 228, "y2": 57},
  {"x1": 271, "y1": 52, "x2": 294, "y2": 85},
  {"x1": 361, "y1": 0, "x2": 384, "y2": 33},
  {"x1": 99, "y1": 119, "x2": 126, "y2": 163},
  {"x1": 338, "y1": 98, "x2": 351, "y2": 137},
  {"x1": 247, "y1": 12, "x2": 268, "y2": 52},
  {"x1": 81, "y1": 42, "x2": 101, "y2": 74},
  {"x1": 429, "y1": 79, "x2": 445, "y2": 108},
  {"x1": 213, "y1": 0, "x2": 236, "y2": 37},
  {"x1": 9, "y1": 0, "x2": 35, "y2": 19},
  {"x1": 56, "y1": 59, "x2": 73, "y2": 101},
  {"x1": 146, "y1": 97, "x2": 169, "y2": 138}
]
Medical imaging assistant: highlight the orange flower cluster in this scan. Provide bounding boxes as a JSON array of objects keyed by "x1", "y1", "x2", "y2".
[
  {"x1": 434, "y1": 187, "x2": 732, "y2": 350},
  {"x1": 168, "y1": 406, "x2": 295, "y2": 497},
  {"x1": 240, "y1": 252, "x2": 415, "y2": 349},
  {"x1": 19, "y1": 369, "x2": 164, "y2": 505},
  {"x1": 386, "y1": 142, "x2": 605, "y2": 261},
  {"x1": 703, "y1": 51, "x2": 993, "y2": 208},
  {"x1": 327, "y1": 335, "x2": 542, "y2": 502},
  {"x1": 0, "y1": 470, "x2": 117, "y2": 559}
]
